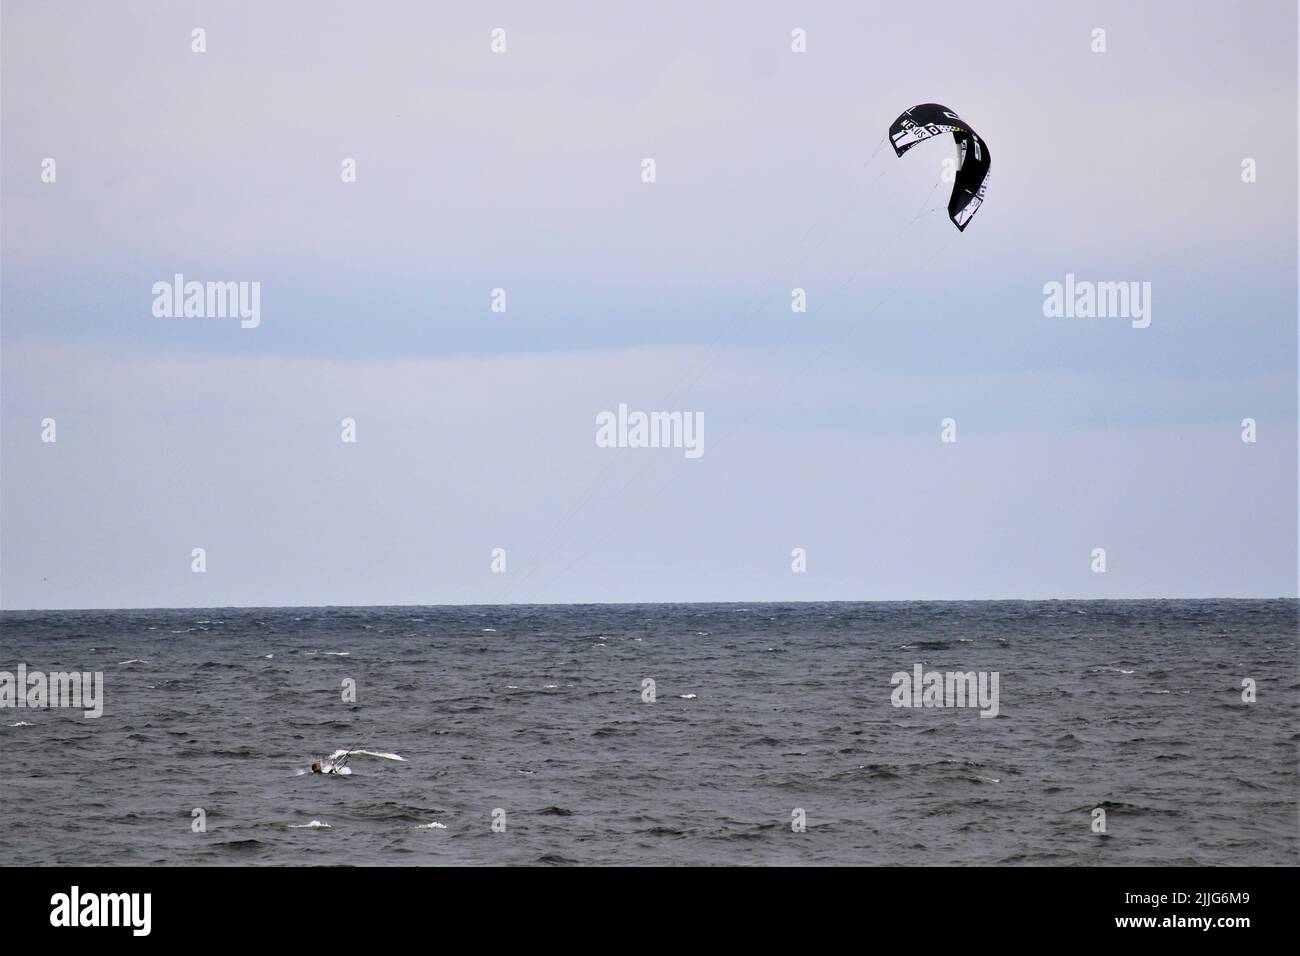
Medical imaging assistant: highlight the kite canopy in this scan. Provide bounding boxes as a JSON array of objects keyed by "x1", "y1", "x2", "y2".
[{"x1": 888, "y1": 103, "x2": 991, "y2": 231}]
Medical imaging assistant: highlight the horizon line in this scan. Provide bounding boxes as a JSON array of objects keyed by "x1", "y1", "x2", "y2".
[{"x1": 2, "y1": 596, "x2": 1297, "y2": 613}]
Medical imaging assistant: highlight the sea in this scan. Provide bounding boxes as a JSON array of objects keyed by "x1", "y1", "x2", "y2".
[{"x1": 0, "y1": 600, "x2": 1295, "y2": 866}]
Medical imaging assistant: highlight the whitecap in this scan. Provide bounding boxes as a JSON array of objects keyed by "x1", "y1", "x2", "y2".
[
  {"x1": 326, "y1": 749, "x2": 406, "y2": 762},
  {"x1": 678, "y1": 693, "x2": 698, "y2": 700},
  {"x1": 289, "y1": 820, "x2": 331, "y2": 829},
  {"x1": 415, "y1": 821, "x2": 447, "y2": 830}
]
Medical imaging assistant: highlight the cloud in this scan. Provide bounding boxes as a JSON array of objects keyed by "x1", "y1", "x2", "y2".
[{"x1": 2, "y1": 340, "x2": 1293, "y2": 606}]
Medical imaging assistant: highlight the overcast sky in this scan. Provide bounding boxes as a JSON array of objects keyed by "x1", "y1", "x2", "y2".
[{"x1": 2, "y1": 0, "x2": 1296, "y2": 608}]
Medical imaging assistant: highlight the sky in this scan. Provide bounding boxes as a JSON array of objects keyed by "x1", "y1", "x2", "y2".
[{"x1": 1, "y1": 0, "x2": 1296, "y2": 608}]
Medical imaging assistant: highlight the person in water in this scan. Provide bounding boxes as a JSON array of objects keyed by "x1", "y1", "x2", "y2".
[
  {"x1": 311, "y1": 748, "x2": 356, "y2": 774},
  {"x1": 311, "y1": 752, "x2": 352, "y2": 774}
]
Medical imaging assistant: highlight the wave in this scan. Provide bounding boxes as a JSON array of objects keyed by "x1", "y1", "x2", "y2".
[
  {"x1": 1065, "y1": 801, "x2": 1185, "y2": 817},
  {"x1": 212, "y1": 839, "x2": 265, "y2": 850}
]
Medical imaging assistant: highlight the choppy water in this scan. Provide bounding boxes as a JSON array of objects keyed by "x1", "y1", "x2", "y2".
[{"x1": 0, "y1": 600, "x2": 1295, "y2": 865}]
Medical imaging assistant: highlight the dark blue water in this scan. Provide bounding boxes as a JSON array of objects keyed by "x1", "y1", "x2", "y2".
[{"x1": 0, "y1": 600, "x2": 1294, "y2": 865}]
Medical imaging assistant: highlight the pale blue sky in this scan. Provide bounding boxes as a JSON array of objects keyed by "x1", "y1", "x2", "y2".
[{"x1": 2, "y1": 0, "x2": 1296, "y2": 607}]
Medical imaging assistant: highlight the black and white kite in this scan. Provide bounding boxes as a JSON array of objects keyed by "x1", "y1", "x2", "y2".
[{"x1": 888, "y1": 103, "x2": 991, "y2": 231}]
